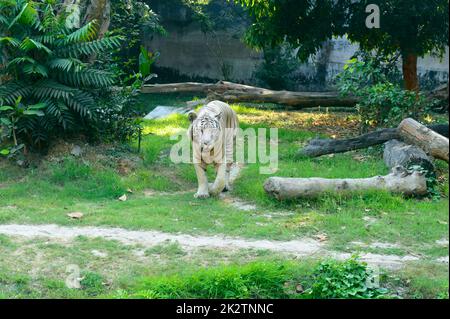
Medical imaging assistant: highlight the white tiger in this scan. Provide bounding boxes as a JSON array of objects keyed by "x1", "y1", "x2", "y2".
[{"x1": 187, "y1": 100, "x2": 239, "y2": 198}]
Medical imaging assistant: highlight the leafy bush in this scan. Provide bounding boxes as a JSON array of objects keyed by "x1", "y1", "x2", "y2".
[
  {"x1": 113, "y1": 259, "x2": 390, "y2": 299},
  {"x1": 80, "y1": 272, "x2": 105, "y2": 297},
  {"x1": 0, "y1": 0, "x2": 121, "y2": 148},
  {"x1": 254, "y1": 45, "x2": 299, "y2": 90},
  {"x1": 89, "y1": 79, "x2": 143, "y2": 143},
  {"x1": 116, "y1": 262, "x2": 301, "y2": 299},
  {"x1": 110, "y1": 0, "x2": 164, "y2": 81},
  {"x1": 336, "y1": 58, "x2": 437, "y2": 131},
  {"x1": 305, "y1": 258, "x2": 388, "y2": 299}
]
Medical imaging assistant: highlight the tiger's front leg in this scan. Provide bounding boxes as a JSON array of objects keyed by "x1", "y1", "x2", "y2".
[
  {"x1": 194, "y1": 163, "x2": 210, "y2": 199},
  {"x1": 209, "y1": 163, "x2": 226, "y2": 196}
]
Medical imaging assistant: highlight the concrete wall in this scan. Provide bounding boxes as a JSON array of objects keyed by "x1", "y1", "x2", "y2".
[{"x1": 144, "y1": 22, "x2": 262, "y2": 83}]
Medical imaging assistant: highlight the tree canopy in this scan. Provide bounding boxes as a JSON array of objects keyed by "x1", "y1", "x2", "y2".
[{"x1": 234, "y1": 0, "x2": 449, "y2": 91}]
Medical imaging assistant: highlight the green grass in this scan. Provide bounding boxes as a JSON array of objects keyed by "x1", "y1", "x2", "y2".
[{"x1": 0, "y1": 98, "x2": 448, "y2": 299}]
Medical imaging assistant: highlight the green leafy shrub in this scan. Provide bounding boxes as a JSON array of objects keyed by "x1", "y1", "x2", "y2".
[
  {"x1": 89, "y1": 81, "x2": 143, "y2": 143},
  {"x1": 0, "y1": 0, "x2": 121, "y2": 148},
  {"x1": 113, "y1": 259, "x2": 390, "y2": 299},
  {"x1": 305, "y1": 258, "x2": 388, "y2": 299},
  {"x1": 80, "y1": 272, "x2": 105, "y2": 297},
  {"x1": 110, "y1": 0, "x2": 164, "y2": 81},
  {"x1": 254, "y1": 45, "x2": 299, "y2": 90},
  {"x1": 116, "y1": 262, "x2": 301, "y2": 299},
  {"x1": 336, "y1": 58, "x2": 437, "y2": 131}
]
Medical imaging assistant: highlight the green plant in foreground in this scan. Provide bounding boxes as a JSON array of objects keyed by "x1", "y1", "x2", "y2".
[
  {"x1": 0, "y1": 0, "x2": 121, "y2": 147},
  {"x1": 306, "y1": 257, "x2": 389, "y2": 299},
  {"x1": 111, "y1": 259, "x2": 390, "y2": 299},
  {"x1": 0, "y1": 96, "x2": 46, "y2": 157}
]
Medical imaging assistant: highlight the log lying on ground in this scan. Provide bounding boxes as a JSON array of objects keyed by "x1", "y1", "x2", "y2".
[
  {"x1": 142, "y1": 81, "x2": 358, "y2": 108},
  {"x1": 398, "y1": 118, "x2": 449, "y2": 163},
  {"x1": 299, "y1": 123, "x2": 449, "y2": 157},
  {"x1": 141, "y1": 82, "x2": 216, "y2": 94},
  {"x1": 383, "y1": 139, "x2": 435, "y2": 173},
  {"x1": 264, "y1": 166, "x2": 427, "y2": 200},
  {"x1": 207, "y1": 86, "x2": 358, "y2": 108}
]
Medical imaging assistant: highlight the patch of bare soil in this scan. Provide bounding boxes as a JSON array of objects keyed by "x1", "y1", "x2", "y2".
[
  {"x1": 0, "y1": 224, "x2": 443, "y2": 270},
  {"x1": 238, "y1": 110, "x2": 360, "y2": 138}
]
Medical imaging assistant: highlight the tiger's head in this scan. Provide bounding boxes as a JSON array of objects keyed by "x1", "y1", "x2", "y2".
[{"x1": 188, "y1": 111, "x2": 222, "y2": 153}]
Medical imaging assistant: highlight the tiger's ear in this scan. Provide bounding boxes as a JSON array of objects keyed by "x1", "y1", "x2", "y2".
[{"x1": 188, "y1": 111, "x2": 197, "y2": 123}]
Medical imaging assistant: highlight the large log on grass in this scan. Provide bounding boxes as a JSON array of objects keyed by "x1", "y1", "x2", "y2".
[
  {"x1": 398, "y1": 118, "x2": 449, "y2": 163},
  {"x1": 141, "y1": 82, "x2": 217, "y2": 94},
  {"x1": 299, "y1": 124, "x2": 449, "y2": 158},
  {"x1": 142, "y1": 81, "x2": 358, "y2": 108},
  {"x1": 383, "y1": 139, "x2": 435, "y2": 173},
  {"x1": 263, "y1": 166, "x2": 427, "y2": 200},
  {"x1": 206, "y1": 82, "x2": 358, "y2": 108}
]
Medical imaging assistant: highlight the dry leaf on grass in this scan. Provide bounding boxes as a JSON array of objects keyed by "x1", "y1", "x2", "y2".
[
  {"x1": 314, "y1": 233, "x2": 328, "y2": 242},
  {"x1": 67, "y1": 212, "x2": 84, "y2": 219}
]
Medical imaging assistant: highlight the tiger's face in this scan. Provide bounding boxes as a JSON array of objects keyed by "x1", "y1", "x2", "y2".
[{"x1": 188, "y1": 111, "x2": 222, "y2": 153}]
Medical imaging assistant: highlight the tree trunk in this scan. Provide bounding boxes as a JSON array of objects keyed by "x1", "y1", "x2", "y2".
[
  {"x1": 83, "y1": 0, "x2": 111, "y2": 39},
  {"x1": 263, "y1": 166, "x2": 427, "y2": 200},
  {"x1": 298, "y1": 124, "x2": 449, "y2": 158},
  {"x1": 398, "y1": 118, "x2": 449, "y2": 162},
  {"x1": 402, "y1": 53, "x2": 419, "y2": 92},
  {"x1": 383, "y1": 139, "x2": 434, "y2": 174},
  {"x1": 59, "y1": 0, "x2": 110, "y2": 38}
]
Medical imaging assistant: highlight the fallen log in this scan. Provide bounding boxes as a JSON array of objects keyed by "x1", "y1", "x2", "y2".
[
  {"x1": 263, "y1": 166, "x2": 427, "y2": 200},
  {"x1": 299, "y1": 123, "x2": 449, "y2": 157},
  {"x1": 398, "y1": 118, "x2": 449, "y2": 163},
  {"x1": 142, "y1": 81, "x2": 358, "y2": 108},
  {"x1": 207, "y1": 89, "x2": 358, "y2": 108},
  {"x1": 141, "y1": 82, "x2": 216, "y2": 94},
  {"x1": 383, "y1": 139, "x2": 435, "y2": 174}
]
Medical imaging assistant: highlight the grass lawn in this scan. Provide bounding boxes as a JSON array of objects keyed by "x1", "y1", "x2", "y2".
[{"x1": 0, "y1": 94, "x2": 448, "y2": 299}]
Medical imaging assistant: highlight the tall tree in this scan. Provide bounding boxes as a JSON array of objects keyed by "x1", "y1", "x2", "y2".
[
  {"x1": 234, "y1": 0, "x2": 449, "y2": 91},
  {"x1": 61, "y1": 0, "x2": 111, "y2": 39}
]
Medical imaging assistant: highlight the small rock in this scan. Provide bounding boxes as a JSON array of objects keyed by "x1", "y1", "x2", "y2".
[
  {"x1": 91, "y1": 250, "x2": 108, "y2": 258},
  {"x1": 71, "y1": 145, "x2": 82, "y2": 157},
  {"x1": 314, "y1": 233, "x2": 328, "y2": 242},
  {"x1": 296, "y1": 284, "x2": 304, "y2": 293},
  {"x1": 118, "y1": 194, "x2": 127, "y2": 202}
]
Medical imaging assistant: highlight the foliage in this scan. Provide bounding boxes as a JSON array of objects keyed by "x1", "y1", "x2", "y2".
[
  {"x1": 113, "y1": 258, "x2": 390, "y2": 299},
  {"x1": 138, "y1": 45, "x2": 159, "y2": 79},
  {"x1": 116, "y1": 261, "x2": 301, "y2": 299},
  {"x1": 0, "y1": 96, "x2": 45, "y2": 158},
  {"x1": 80, "y1": 271, "x2": 105, "y2": 296},
  {"x1": 233, "y1": 0, "x2": 449, "y2": 89},
  {"x1": 90, "y1": 77, "x2": 143, "y2": 143},
  {"x1": 336, "y1": 58, "x2": 437, "y2": 130},
  {"x1": 305, "y1": 258, "x2": 389, "y2": 299},
  {"x1": 254, "y1": 45, "x2": 299, "y2": 90},
  {"x1": 89, "y1": 44, "x2": 160, "y2": 143},
  {"x1": 110, "y1": 0, "x2": 165, "y2": 80},
  {"x1": 0, "y1": 0, "x2": 122, "y2": 148}
]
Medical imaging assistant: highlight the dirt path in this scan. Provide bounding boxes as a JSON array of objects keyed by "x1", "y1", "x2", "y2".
[{"x1": 1, "y1": 224, "x2": 444, "y2": 270}]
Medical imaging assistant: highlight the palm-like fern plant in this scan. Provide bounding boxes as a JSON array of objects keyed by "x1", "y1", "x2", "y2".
[{"x1": 0, "y1": 0, "x2": 122, "y2": 145}]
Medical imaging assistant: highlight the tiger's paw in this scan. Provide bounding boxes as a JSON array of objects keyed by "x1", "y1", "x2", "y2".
[{"x1": 194, "y1": 191, "x2": 210, "y2": 199}]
